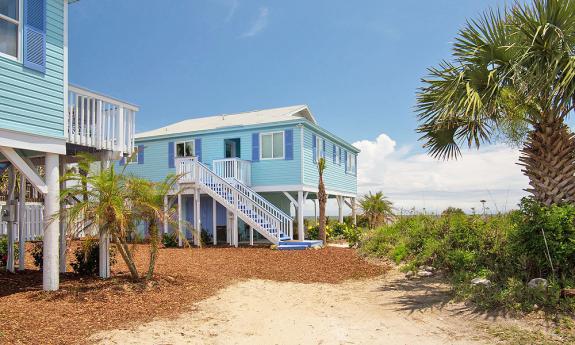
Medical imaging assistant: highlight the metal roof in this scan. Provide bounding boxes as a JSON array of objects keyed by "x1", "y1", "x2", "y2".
[{"x1": 136, "y1": 105, "x2": 316, "y2": 139}]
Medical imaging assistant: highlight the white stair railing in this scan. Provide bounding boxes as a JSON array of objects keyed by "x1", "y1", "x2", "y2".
[
  {"x1": 177, "y1": 157, "x2": 292, "y2": 243},
  {"x1": 213, "y1": 158, "x2": 252, "y2": 186}
]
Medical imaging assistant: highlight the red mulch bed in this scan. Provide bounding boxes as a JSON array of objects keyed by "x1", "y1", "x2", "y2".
[{"x1": 0, "y1": 245, "x2": 385, "y2": 344}]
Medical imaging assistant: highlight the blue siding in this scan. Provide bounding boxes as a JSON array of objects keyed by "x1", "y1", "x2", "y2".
[
  {"x1": 0, "y1": 0, "x2": 64, "y2": 139},
  {"x1": 125, "y1": 124, "x2": 303, "y2": 187},
  {"x1": 302, "y1": 126, "x2": 357, "y2": 194}
]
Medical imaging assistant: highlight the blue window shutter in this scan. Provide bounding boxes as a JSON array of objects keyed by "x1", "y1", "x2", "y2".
[
  {"x1": 137, "y1": 145, "x2": 144, "y2": 164},
  {"x1": 285, "y1": 129, "x2": 293, "y2": 160},
  {"x1": 354, "y1": 154, "x2": 357, "y2": 174},
  {"x1": 344, "y1": 150, "x2": 348, "y2": 171},
  {"x1": 322, "y1": 139, "x2": 326, "y2": 159},
  {"x1": 23, "y1": 0, "x2": 46, "y2": 73},
  {"x1": 252, "y1": 133, "x2": 259, "y2": 162},
  {"x1": 168, "y1": 142, "x2": 175, "y2": 168},
  {"x1": 119, "y1": 157, "x2": 125, "y2": 166},
  {"x1": 195, "y1": 138, "x2": 202, "y2": 162},
  {"x1": 312, "y1": 134, "x2": 317, "y2": 163}
]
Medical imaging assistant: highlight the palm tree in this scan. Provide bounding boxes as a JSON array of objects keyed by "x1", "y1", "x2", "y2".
[
  {"x1": 61, "y1": 156, "x2": 179, "y2": 280},
  {"x1": 359, "y1": 191, "x2": 394, "y2": 229},
  {"x1": 126, "y1": 174, "x2": 180, "y2": 280},
  {"x1": 416, "y1": 0, "x2": 575, "y2": 206},
  {"x1": 317, "y1": 157, "x2": 327, "y2": 243}
]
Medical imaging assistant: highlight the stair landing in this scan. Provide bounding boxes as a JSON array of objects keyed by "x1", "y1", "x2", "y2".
[{"x1": 277, "y1": 240, "x2": 323, "y2": 250}]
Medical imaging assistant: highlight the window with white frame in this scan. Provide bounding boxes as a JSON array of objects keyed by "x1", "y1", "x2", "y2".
[
  {"x1": 335, "y1": 146, "x2": 341, "y2": 165},
  {"x1": 261, "y1": 131, "x2": 284, "y2": 159},
  {"x1": 176, "y1": 141, "x2": 195, "y2": 158},
  {"x1": 0, "y1": 0, "x2": 19, "y2": 59},
  {"x1": 315, "y1": 136, "x2": 325, "y2": 161},
  {"x1": 346, "y1": 151, "x2": 356, "y2": 175}
]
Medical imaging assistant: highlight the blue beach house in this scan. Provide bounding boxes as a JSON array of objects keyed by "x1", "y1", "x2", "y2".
[
  {"x1": 0, "y1": 0, "x2": 138, "y2": 289},
  {"x1": 123, "y1": 105, "x2": 359, "y2": 248}
]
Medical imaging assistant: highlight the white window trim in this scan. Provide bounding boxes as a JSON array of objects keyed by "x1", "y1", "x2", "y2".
[
  {"x1": 0, "y1": 0, "x2": 22, "y2": 62},
  {"x1": 315, "y1": 136, "x2": 326, "y2": 162},
  {"x1": 175, "y1": 140, "x2": 196, "y2": 158},
  {"x1": 260, "y1": 131, "x2": 285, "y2": 160},
  {"x1": 335, "y1": 146, "x2": 341, "y2": 165},
  {"x1": 346, "y1": 151, "x2": 356, "y2": 175}
]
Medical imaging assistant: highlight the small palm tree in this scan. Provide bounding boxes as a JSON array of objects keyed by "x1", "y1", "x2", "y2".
[
  {"x1": 359, "y1": 191, "x2": 394, "y2": 229},
  {"x1": 317, "y1": 157, "x2": 327, "y2": 243},
  {"x1": 416, "y1": 0, "x2": 575, "y2": 206},
  {"x1": 126, "y1": 174, "x2": 180, "y2": 280}
]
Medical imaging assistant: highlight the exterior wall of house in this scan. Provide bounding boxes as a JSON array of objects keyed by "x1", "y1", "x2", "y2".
[
  {"x1": 0, "y1": 0, "x2": 65, "y2": 139},
  {"x1": 124, "y1": 123, "x2": 303, "y2": 187},
  {"x1": 302, "y1": 125, "x2": 358, "y2": 195}
]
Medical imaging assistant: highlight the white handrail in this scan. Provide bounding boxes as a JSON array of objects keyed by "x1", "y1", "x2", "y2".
[
  {"x1": 213, "y1": 158, "x2": 252, "y2": 186},
  {"x1": 67, "y1": 85, "x2": 138, "y2": 156}
]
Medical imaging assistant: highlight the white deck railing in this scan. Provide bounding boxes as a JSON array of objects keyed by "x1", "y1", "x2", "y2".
[
  {"x1": 0, "y1": 204, "x2": 44, "y2": 241},
  {"x1": 213, "y1": 158, "x2": 252, "y2": 186},
  {"x1": 67, "y1": 85, "x2": 138, "y2": 156}
]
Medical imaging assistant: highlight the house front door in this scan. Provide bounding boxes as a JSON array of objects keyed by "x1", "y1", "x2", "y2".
[{"x1": 224, "y1": 138, "x2": 241, "y2": 158}]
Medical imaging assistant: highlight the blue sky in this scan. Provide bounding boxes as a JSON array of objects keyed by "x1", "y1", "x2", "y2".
[
  {"x1": 69, "y1": 0, "x2": 507, "y2": 148},
  {"x1": 69, "y1": 0, "x2": 529, "y2": 213}
]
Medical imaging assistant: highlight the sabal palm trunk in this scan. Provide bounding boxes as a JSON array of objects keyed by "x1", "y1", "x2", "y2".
[
  {"x1": 318, "y1": 175, "x2": 327, "y2": 243},
  {"x1": 519, "y1": 118, "x2": 575, "y2": 206},
  {"x1": 112, "y1": 234, "x2": 139, "y2": 279}
]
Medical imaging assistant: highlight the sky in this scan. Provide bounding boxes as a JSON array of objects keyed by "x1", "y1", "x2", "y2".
[{"x1": 68, "y1": 0, "x2": 529, "y2": 214}]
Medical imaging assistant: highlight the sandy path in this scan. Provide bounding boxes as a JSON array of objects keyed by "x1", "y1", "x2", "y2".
[{"x1": 92, "y1": 271, "x2": 495, "y2": 345}]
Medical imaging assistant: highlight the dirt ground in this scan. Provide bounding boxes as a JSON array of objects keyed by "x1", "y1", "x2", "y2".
[
  {"x1": 91, "y1": 269, "x2": 510, "y2": 345},
  {"x1": 0, "y1": 245, "x2": 383, "y2": 344}
]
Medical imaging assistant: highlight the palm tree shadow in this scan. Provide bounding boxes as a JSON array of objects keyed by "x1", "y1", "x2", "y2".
[{"x1": 375, "y1": 274, "x2": 511, "y2": 320}]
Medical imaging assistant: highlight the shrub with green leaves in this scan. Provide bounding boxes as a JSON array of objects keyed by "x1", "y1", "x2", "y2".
[
  {"x1": 359, "y1": 199, "x2": 575, "y2": 313},
  {"x1": 0, "y1": 235, "x2": 18, "y2": 268},
  {"x1": 161, "y1": 233, "x2": 179, "y2": 248},
  {"x1": 31, "y1": 241, "x2": 43, "y2": 269},
  {"x1": 71, "y1": 238, "x2": 116, "y2": 276}
]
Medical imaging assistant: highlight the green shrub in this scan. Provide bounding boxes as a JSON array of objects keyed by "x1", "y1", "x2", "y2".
[
  {"x1": 162, "y1": 233, "x2": 179, "y2": 248},
  {"x1": 359, "y1": 200, "x2": 575, "y2": 313},
  {"x1": 31, "y1": 241, "x2": 43, "y2": 269},
  {"x1": 0, "y1": 235, "x2": 19, "y2": 268},
  {"x1": 71, "y1": 238, "x2": 116, "y2": 276}
]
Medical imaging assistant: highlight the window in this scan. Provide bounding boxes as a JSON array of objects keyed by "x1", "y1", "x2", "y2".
[
  {"x1": 335, "y1": 146, "x2": 341, "y2": 165},
  {"x1": 346, "y1": 151, "x2": 356, "y2": 175},
  {"x1": 315, "y1": 136, "x2": 325, "y2": 161},
  {"x1": 176, "y1": 141, "x2": 195, "y2": 158},
  {"x1": 260, "y1": 131, "x2": 284, "y2": 160},
  {"x1": 0, "y1": 0, "x2": 19, "y2": 59}
]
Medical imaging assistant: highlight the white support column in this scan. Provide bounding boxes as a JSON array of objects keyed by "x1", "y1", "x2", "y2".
[
  {"x1": 297, "y1": 191, "x2": 304, "y2": 241},
  {"x1": 99, "y1": 153, "x2": 111, "y2": 279},
  {"x1": 163, "y1": 195, "x2": 168, "y2": 234},
  {"x1": 177, "y1": 193, "x2": 183, "y2": 247},
  {"x1": 43, "y1": 153, "x2": 60, "y2": 291},
  {"x1": 59, "y1": 156, "x2": 67, "y2": 273},
  {"x1": 18, "y1": 173, "x2": 26, "y2": 271},
  {"x1": 351, "y1": 197, "x2": 357, "y2": 226},
  {"x1": 194, "y1": 188, "x2": 201, "y2": 246},
  {"x1": 337, "y1": 196, "x2": 344, "y2": 223},
  {"x1": 212, "y1": 198, "x2": 217, "y2": 245},
  {"x1": 6, "y1": 167, "x2": 16, "y2": 273},
  {"x1": 233, "y1": 213, "x2": 238, "y2": 247},
  {"x1": 249, "y1": 227, "x2": 253, "y2": 246}
]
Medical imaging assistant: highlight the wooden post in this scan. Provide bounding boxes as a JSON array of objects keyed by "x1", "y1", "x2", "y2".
[
  {"x1": 194, "y1": 188, "x2": 201, "y2": 246},
  {"x1": 6, "y1": 167, "x2": 16, "y2": 273},
  {"x1": 18, "y1": 173, "x2": 26, "y2": 271},
  {"x1": 59, "y1": 156, "x2": 67, "y2": 273},
  {"x1": 297, "y1": 191, "x2": 304, "y2": 241},
  {"x1": 249, "y1": 226, "x2": 253, "y2": 246},
  {"x1": 212, "y1": 198, "x2": 217, "y2": 245},
  {"x1": 99, "y1": 153, "x2": 110, "y2": 279},
  {"x1": 44, "y1": 153, "x2": 60, "y2": 291},
  {"x1": 177, "y1": 193, "x2": 183, "y2": 247}
]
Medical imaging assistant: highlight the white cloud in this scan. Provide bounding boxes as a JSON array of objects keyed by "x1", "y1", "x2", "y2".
[
  {"x1": 225, "y1": 0, "x2": 239, "y2": 22},
  {"x1": 352, "y1": 133, "x2": 529, "y2": 214},
  {"x1": 241, "y1": 7, "x2": 269, "y2": 37}
]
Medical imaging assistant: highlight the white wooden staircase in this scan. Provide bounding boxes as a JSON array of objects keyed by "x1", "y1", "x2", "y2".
[{"x1": 177, "y1": 157, "x2": 293, "y2": 244}]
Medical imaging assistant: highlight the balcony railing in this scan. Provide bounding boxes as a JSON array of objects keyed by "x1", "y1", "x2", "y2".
[
  {"x1": 213, "y1": 158, "x2": 252, "y2": 186},
  {"x1": 66, "y1": 85, "x2": 138, "y2": 156},
  {"x1": 176, "y1": 157, "x2": 197, "y2": 183}
]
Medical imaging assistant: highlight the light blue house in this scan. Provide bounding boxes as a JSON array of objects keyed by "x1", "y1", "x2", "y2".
[
  {"x1": 0, "y1": 0, "x2": 138, "y2": 290},
  {"x1": 123, "y1": 105, "x2": 359, "y2": 248}
]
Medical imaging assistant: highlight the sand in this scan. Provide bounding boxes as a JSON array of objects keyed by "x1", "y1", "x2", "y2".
[{"x1": 91, "y1": 270, "x2": 500, "y2": 345}]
